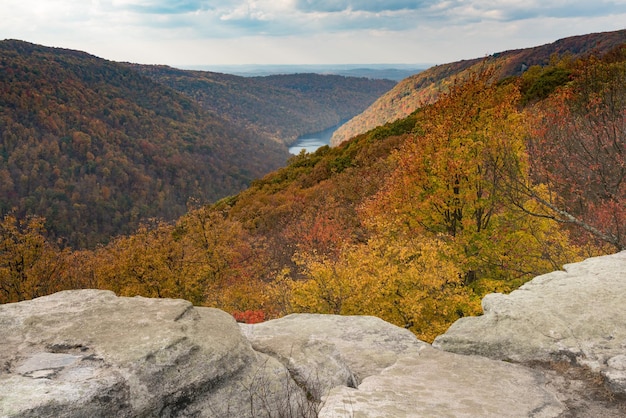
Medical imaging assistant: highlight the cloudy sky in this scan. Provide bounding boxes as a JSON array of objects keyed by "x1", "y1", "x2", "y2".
[{"x1": 2, "y1": 1, "x2": 625, "y2": 67}]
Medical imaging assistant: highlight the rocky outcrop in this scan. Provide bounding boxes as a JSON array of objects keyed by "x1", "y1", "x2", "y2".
[
  {"x1": 434, "y1": 251, "x2": 626, "y2": 397},
  {"x1": 0, "y1": 290, "x2": 313, "y2": 417},
  {"x1": 1, "y1": 251, "x2": 625, "y2": 417},
  {"x1": 243, "y1": 315, "x2": 565, "y2": 417},
  {"x1": 321, "y1": 346, "x2": 565, "y2": 417},
  {"x1": 240, "y1": 314, "x2": 427, "y2": 393},
  {"x1": 0, "y1": 291, "x2": 568, "y2": 418}
]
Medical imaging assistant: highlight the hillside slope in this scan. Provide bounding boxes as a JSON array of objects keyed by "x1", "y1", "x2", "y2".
[
  {"x1": 131, "y1": 65, "x2": 396, "y2": 144},
  {"x1": 331, "y1": 29, "x2": 626, "y2": 145},
  {"x1": 2, "y1": 40, "x2": 624, "y2": 345},
  {"x1": 0, "y1": 40, "x2": 290, "y2": 247}
]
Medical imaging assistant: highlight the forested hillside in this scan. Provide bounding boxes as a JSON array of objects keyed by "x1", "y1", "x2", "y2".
[
  {"x1": 1, "y1": 38, "x2": 624, "y2": 344},
  {"x1": 0, "y1": 40, "x2": 290, "y2": 247},
  {"x1": 331, "y1": 29, "x2": 626, "y2": 145},
  {"x1": 130, "y1": 65, "x2": 395, "y2": 144}
]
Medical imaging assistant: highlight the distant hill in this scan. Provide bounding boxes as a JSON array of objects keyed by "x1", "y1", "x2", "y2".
[
  {"x1": 329, "y1": 67, "x2": 424, "y2": 82},
  {"x1": 331, "y1": 29, "x2": 626, "y2": 146},
  {"x1": 130, "y1": 65, "x2": 396, "y2": 144},
  {"x1": 182, "y1": 64, "x2": 427, "y2": 81},
  {"x1": 0, "y1": 40, "x2": 290, "y2": 248}
]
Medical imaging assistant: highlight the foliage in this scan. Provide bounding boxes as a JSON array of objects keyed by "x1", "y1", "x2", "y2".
[
  {"x1": 131, "y1": 65, "x2": 395, "y2": 144},
  {"x1": 0, "y1": 40, "x2": 289, "y2": 248},
  {"x1": 0, "y1": 214, "x2": 69, "y2": 303},
  {"x1": 232, "y1": 310, "x2": 266, "y2": 324},
  {"x1": 362, "y1": 69, "x2": 579, "y2": 286},
  {"x1": 90, "y1": 207, "x2": 272, "y2": 311},
  {"x1": 520, "y1": 48, "x2": 626, "y2": 250},
  {"x1": 289, "y1": 233, "x2": 481, "y2": 342},
  {"x1": 517, "y1": 58, "x2": 573, "y2": 105},
  {"x1": 224, "y1": 126, "x2": 406, "y2": 280},
  {"x1": 322, "y1": 73, "x2": 586, "y2": 344}
]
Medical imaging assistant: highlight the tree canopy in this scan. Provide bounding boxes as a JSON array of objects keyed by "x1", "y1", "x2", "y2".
[{"x1": 2, "y1": 42, "x2": 624, "y2": 343}]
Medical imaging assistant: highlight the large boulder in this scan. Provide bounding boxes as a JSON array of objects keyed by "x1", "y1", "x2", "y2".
[
  {"x1": 0, "y1": 289, "x2": 313, "y2": 418},
  {"x1": 433, "y1": 251, "x2": 626, "y2": 395},
  {"x1": 240, "y1": 314, "x2": 426, "y2": 400},
  {"x1": 242, "y1": 314, "x2": 565, "y2": 417}
]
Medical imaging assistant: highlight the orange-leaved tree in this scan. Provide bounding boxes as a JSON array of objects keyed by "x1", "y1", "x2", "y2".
[{"x1": 364, "y1": 68, "x2": 582, "y2": 289}]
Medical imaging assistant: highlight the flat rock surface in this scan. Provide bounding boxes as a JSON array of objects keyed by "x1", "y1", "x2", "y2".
[
  {"x1": 242, "y1": 314, "x2": 565, "y2": 417},
  {"x1": 0, "y1": 289, "x2": 310, "y2": 417},
  {"x1": 319, "y1": 345, "x2": 564, "y2": 418},
  {"x1": 433, "y1": 251, "x2": 626, "y2": 396}
]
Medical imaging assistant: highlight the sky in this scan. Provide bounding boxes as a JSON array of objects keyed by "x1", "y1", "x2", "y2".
[{"x1": 1, "y1": 0, "x2": 626, "y2": 67}]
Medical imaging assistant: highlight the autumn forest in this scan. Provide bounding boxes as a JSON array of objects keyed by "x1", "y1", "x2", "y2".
[{"x1": 1, "y1": 36, "x2": 625, "y2": 342}]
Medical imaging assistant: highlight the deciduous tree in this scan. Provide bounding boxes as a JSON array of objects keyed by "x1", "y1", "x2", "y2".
[
  {"x1": 289, "y1": 232, "x2": 480, "y2": 342},
  {"x1": 0, "y1": 214, "x2": 69, "y2": 303},
  {"x1": 519, "y1": 53, "x2": 626, "y2": 250},
  {"x1": 364, "y1": 69, "x2": 583, "y2": 286}
]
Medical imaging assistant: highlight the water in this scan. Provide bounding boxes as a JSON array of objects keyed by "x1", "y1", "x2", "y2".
[{"x1": 288, "y1": 124, "x2": 341, "y2": 155}]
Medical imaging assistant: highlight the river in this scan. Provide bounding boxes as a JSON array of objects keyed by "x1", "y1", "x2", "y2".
[{"x1": 288, "y1": 124, "x2": 342, "y2": 155}]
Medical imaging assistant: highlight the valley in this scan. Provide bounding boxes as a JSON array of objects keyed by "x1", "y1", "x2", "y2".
[
  {"x1": 1, "y1": 30, "x2": 625, "y2": 347},
  {"x1": 0, "y1": 41, "x2": 393, "y2": 247},
  {"x1": 130, "y1": 64, "x2": 396, "y2": 146}
]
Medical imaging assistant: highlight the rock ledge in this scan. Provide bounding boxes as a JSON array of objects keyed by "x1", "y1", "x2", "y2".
[{"x1": 1, "y1": 251, "x2": 625, "y2": 417}]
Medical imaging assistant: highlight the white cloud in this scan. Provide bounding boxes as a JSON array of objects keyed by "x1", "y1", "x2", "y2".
[{"x1": 1, "y1": 0, "x2": 624, "y2": 65}]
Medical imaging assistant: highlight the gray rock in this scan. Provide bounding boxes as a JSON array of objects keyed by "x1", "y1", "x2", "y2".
[
  {"x1": 0, "y1": 289, "x2": 313, "y2": 417},
  {"x1": 240, "y1": 314, "x2": 426, "y2": 401},
  {"x1": 433, "y1": 251, "x2": 626, "y2": 395},
  {"x1": 319, "y1": 345, "x2": 564, "y2": 418},
  {"x1": 605, "y1": 355, "x2": 626, "y2": 394},
  {"x1": 4, "y1": 251, "x2": 625, "y2": 417},
  {"x1": 242, "y1": 313, "x2": 565, "y2": 417}
]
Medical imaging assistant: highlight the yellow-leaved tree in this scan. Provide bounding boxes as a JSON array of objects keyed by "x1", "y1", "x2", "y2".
[
  {"x1": 289, "y1": 230, "x2": 481, "y2": 342},
  {"x1": 179, "y1": 206, "x2": 271, "y2": 312},
  {"x1": 364, "y1": 68, "x2": 583, "y2": 291},
  {"x1": 93, "y1": 207, "x2": 272, "y2": 312},
  {"x1": 93, "y1": 219, "x2": 199, "y2": 302},
  {"x1": 285, "y1": 69, "x2": 586, "y2": 342},
  {"x1": 0, "y1": 214, "x2": 70, "y2": 303}
]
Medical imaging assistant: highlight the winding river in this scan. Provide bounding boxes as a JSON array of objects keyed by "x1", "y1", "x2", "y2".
[{"x1": 288, "y1": 123, "x2": 342, "y2": 155}]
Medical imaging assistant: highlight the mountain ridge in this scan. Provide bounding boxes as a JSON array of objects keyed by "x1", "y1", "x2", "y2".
[
  {"x1": 185, "y1": 64, "x2": 428, "y2": 81},
  {"x1": 331, "y1": 29, "x2": 626, "y2": 146}
]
